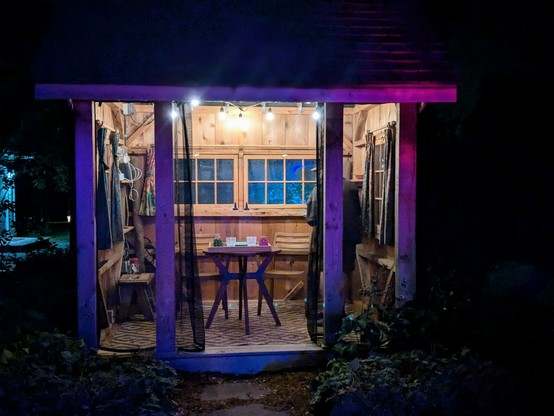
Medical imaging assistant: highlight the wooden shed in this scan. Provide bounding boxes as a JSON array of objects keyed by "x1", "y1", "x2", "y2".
[{"x1": 32, "y1": 0, "x2": 456, "y2": 373}]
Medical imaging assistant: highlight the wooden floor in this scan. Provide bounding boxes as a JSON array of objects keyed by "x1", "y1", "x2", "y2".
[{"x1": 100, "y1": 299, "x2": 315, "y2": 352}]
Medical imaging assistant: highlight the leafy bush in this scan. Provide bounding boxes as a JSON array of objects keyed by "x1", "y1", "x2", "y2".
[
  {"x1": 0, "y1": 242, "x2": 76, "y2": 346},
  {"x1": 0, "y1": 332, "x2": 179, "y2": 416},
  {"x1": 312, "y1": 261, "x2": 554, "y2": 415},
  {"x1": 310, "y1": 349, "x2": 520, "y2": 416}
]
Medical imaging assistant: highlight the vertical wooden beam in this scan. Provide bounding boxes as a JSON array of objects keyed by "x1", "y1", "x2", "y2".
[
  {"x1": 155, "y1": 101, "x2": 176, "y2": 354},
  {"x1": 396, "y1": 103, "x2": 417, "y2": 306},
  {"x1": 324, "y1": 103, "x2": 344, "y2": 344},
  {"x1": 74, "y1": 100, "x2": 98, "y2": 348}
]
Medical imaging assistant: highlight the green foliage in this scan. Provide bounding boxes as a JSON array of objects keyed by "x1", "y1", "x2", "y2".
[
  {"x1": 0, "y1": 243, "x2": 76, "y2": 346},
  {"x1": 0, "y1": 332, "x2": 179, "y2": 416},
  {"x1": 310, "y1": 349, "x2": 519, "y2": 416}
]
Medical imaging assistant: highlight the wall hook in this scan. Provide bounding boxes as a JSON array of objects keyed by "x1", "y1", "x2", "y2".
[
  {"x1": 233, "y1": 202, "x2": 238, "y2": 210},
  {"x1": 244, "y1": 202, "x2": 249, "y2": 211}
]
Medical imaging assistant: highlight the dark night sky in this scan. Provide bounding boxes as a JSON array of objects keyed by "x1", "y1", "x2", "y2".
[{"x1": 2, "y1": 0, "x2": 554, "y2": 269}]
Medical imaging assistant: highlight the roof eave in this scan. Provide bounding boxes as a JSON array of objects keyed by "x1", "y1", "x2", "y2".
[{"x1": 35, "y1": 83, "x2": 457, "y2": 103}]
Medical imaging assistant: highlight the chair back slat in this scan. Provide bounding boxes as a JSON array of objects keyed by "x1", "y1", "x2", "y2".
[
  {"x1": 195, "y1": 233, "x2": 217, "y2": 254},
  {"x1": 272, "y1": 232, "x2": 311, "y2": 254}
]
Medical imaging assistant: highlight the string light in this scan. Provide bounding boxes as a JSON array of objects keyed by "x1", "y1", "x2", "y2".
[{"x1": 266, "y1": 107, "x2": 275, "y2": 121}]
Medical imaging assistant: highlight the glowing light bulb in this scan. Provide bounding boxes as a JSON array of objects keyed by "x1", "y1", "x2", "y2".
[
  {"x1": 218, "y1": 107, "x2": 226, "y2": 121},
  {"x1": 266, "y1": 107, "x2": 275, "y2": 121}
]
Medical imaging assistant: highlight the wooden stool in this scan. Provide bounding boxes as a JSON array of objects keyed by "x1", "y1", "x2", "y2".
[{"x1": 118, "y1": 273, "x2": 156, "y2": 321}]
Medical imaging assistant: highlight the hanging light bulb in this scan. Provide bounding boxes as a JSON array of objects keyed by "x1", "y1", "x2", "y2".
[
  {"x1": 312, "y1": 108, "x2": 321, "y2": 120},
  {"x1": 266, "y1": 107, "x2": 275, "y2": 121},
  {"x1": 218, "y1": 106, "x2": 226, "y2": 121},
  {"x1": 238, "y1": 111, "x2": 249, "y2": 131}
]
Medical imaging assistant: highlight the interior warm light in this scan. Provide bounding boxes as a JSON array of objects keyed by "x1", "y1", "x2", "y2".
[
  {"x1": 238, "y1": 112, "x2": 249, "y2": 131},
  {"x1": 170, "y1": 110, "x2": 178, "y2": 119},
  {"x1": 191, "y1": 98, "x2": 199, "y2": 107},
  {"x1": 266, "y1": 107, "x2": 275, "y2": 121},
  {"x1": 312, "y1": 109, "x2": 321, "y2": 120}
]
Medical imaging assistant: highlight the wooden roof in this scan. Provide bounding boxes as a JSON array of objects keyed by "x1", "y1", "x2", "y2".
[{"x1": 33, "y1": 0, "x2": 457, "y2": 103}]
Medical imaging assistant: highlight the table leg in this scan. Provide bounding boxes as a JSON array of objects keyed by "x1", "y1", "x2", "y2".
[
  {"x1": 205, "y1": 278, "x2": 229, "y2": 329},
  {"x1": 239, "y1": 256, "x2": 250, "y2": 334},
  {"x1": 256, "y1": 276, "x2": 281, "y2": 326}
]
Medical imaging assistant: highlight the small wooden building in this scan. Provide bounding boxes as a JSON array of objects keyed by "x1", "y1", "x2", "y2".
[{"x1": 32, "y1": 0, "x2": 456, "y2": 373}]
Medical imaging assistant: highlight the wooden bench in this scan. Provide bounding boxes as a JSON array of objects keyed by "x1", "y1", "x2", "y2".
[{"x1": 118, "y1": 273, "x2": 156, "y2": 321}]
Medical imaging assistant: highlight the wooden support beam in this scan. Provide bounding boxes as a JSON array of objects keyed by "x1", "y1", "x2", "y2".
[
  {"x1": 74, "y1": 100, "x2": 98, "y2": 349},
  {"x1": 154, "y1": 101, "x2": 176, "y2": 354},
  {"x1": 127, "y1": 114, "x2": 154, "y2": 146},
  {"x1": 324, "y1": 102, "x2": 344, "y2": 345}
]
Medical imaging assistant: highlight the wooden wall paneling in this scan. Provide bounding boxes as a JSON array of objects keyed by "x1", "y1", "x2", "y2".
[
  {"x1": 262, "y1": 115, "x2": 278, "y2": 145},
  {"x1": 192, "y1": 109, "x2": 216, "y2": 146},
  {"x1": 308, "y1": 116, "x2": 317, "y2": 147},
  {"x1": 379, "y1": 103, "x2": 397, "y2": 125},
  {"x1": 262, "y1": 113, "x2": 286, "y2": 146},
  {"x1": 285, "y1": 114, "x2": 310, "y2": 146},
  {"x1": 242, "y1": 110, "x2": 263, "y2": 146},
  {"x1": 215, "y1": 116, "x2": 238, "y2": 145}
]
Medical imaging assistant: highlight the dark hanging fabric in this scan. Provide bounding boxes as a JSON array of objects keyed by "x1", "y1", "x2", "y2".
[
  {"x1": 139, "y1": 147, "x2": 156, "y2": 216},
  {"x1": 175, "y1": 102, "x2": 205, "y2": 351},
  {"x1": 110, "y1": 132, "x2": 124, "y2": 243},
  {"x1": 380, "y1": 124, "x2": 396, "y2": 245},
  {"x1": 361, "y1": 132, "x2": 375, "y2": 238},
  {"x1": 306, "y1": 104, "x2": 324, "y2": 343},
  {"x1": 96, "y1": 126, "x2": 112, "y2": 250}
]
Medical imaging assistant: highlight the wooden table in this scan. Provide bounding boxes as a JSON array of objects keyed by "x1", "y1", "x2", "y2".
[{"x1": 203, "y1": 245, "x2": 281, "y2": 334}]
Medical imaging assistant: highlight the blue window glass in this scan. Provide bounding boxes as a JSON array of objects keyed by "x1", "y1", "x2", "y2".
[
  {"x1": 176, "y1": 159, "x2": 195, "y2": 181},
  {"x1": 267, "y1": 159, "x2": 284, "y2": 181},
  {"x1": 286, "y1": 159, "x2": 303, "y2": 181},
  {"x1": 198, "y1": 159, "x2": 214, "y2": 180},
  {"x1": 267, "y1": 183, "x2": 284, "y2": 204},
  {"x1": 304, "y1": 159, "x2": 316, "y2": 181},
  {"x1": 248, "y1": 159, "x2": 265, "y2": 181},
  {"x1": 248, "y1": 183, "x2": 265, "y2": 204},
  {"x1": 198, "y1": 183, "x2": 215, "y2": 204},
  {"x1": 216, "y1": 159, "x2": 233, "y2": 180},
  {"x1": 217, "y1": 183, "x2": 233, "y2": 204},
  {"x1": 286, "y1": 183, "x2": 303, "y2": 204},
  {"x1": 304, "y1": 182, "x2": 316, "y2": 203},
  {"x1": 176, "y1": 188, "x2": 194, "y2": 204}
]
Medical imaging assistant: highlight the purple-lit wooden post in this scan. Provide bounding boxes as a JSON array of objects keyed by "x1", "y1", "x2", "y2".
[
  {"x1": 74, "y1": 100, "x2": 98, "y2": 348},
  {"x1": 396, "y1": 103, "x2": 417, "y2": 306},
  {"x1": 324, "y1": 103, "x2": 344, "y2": 344},
  {"x1": 155, "y1": 102, "x2": 176, "y2": 354}
]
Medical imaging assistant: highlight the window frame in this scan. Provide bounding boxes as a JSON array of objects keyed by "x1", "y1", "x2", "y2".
[
  {"x1": 372, "y1": 132, "x2": 386, "y2": 236},
  {"x1": 175, "y1": 152, "x2": 239, "y2": 209},
  {"x1": 243, "y1": 155, "x2": 317, "y2": 208},
  {"x1": 175, "y1": 147, "x2": 316, "y2": 216}
]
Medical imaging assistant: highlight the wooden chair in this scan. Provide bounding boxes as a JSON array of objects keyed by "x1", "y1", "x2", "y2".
[
  {"x1": 257, "y1": 232, "x2": 311, "y2": 315},
  {"x1": 194, "y1": 233, "x2": 229, "y2": 317}
]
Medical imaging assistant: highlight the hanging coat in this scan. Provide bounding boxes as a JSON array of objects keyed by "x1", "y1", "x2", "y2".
[
  {"x1": 96, "y1": 127, "x2": 112, "y2": 250},
  {"x1": 110, "y1": 132, "x2": 124, "y2": 243},
  {"x1": 139, "y1": 147, "x2": 156, "y2": 216}
]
